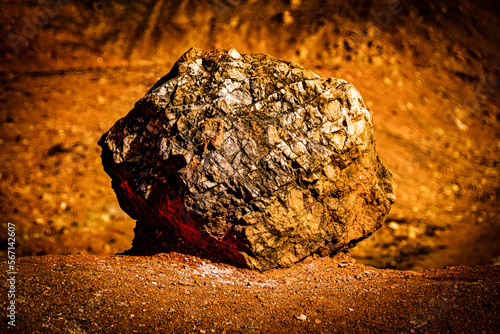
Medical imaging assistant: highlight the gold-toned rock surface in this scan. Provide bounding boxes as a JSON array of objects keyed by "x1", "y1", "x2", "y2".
[{"x1": 99, "y1": 48, "x2": 395, "y2": 270}]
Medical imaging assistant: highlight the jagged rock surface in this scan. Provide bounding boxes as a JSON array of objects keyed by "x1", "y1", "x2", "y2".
[{"x1": 98, "y1": 48, "x2": 396, "y2": 270}]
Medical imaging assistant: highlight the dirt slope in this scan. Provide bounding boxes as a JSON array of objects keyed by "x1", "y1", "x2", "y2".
[{"x1": 0, "y1": 0, "x2": 499, "y2": 270}]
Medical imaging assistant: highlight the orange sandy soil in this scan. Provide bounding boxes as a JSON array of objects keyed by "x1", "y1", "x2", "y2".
[
  {"x1": 2, "y1": 253, "x2": 500, "y2": 333},
  {"x1": 0, "y1": 0, "x2": 500, "y2": 332},
  {"x1": 0, "y1": 0, "x2": 499, "y2": 269}
]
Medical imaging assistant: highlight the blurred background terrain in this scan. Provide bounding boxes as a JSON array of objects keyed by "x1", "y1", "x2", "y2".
[{"x1": 0, "y1": 0, "x2": 498, "y2": 270}]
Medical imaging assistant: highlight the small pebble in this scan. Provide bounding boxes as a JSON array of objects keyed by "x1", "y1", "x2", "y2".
[{"x1": 297, "y1": 314, "x2": 307, "y2": 321}]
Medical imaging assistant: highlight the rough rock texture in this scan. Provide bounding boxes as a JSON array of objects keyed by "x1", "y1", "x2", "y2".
[{"x1": 98, "y1": 48, "x2": 395, "y2": 271}]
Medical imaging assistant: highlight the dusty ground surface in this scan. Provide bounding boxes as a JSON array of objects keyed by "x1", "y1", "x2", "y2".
[{"x1": 1, "y1": 253, "x2": 500, "y2": 333}]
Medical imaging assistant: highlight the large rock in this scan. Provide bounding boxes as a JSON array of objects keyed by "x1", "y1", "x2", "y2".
[{"x1": 98, "y1": 48, "x2": 395, "y2": 271}]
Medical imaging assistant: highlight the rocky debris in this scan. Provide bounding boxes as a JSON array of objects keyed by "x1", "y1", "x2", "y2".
[{"x1": 98, "y1": 48, "x2": 395, "y2": 270}]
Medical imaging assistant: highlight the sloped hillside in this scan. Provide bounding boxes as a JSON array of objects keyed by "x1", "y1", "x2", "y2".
[{"x1": 0, "y1": 0, "x2": 498, "y2": 270}]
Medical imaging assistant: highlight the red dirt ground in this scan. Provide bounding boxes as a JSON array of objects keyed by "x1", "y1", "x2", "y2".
[{"x1": 2, "y1": 253, "x2": 500, "y2": 333}]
